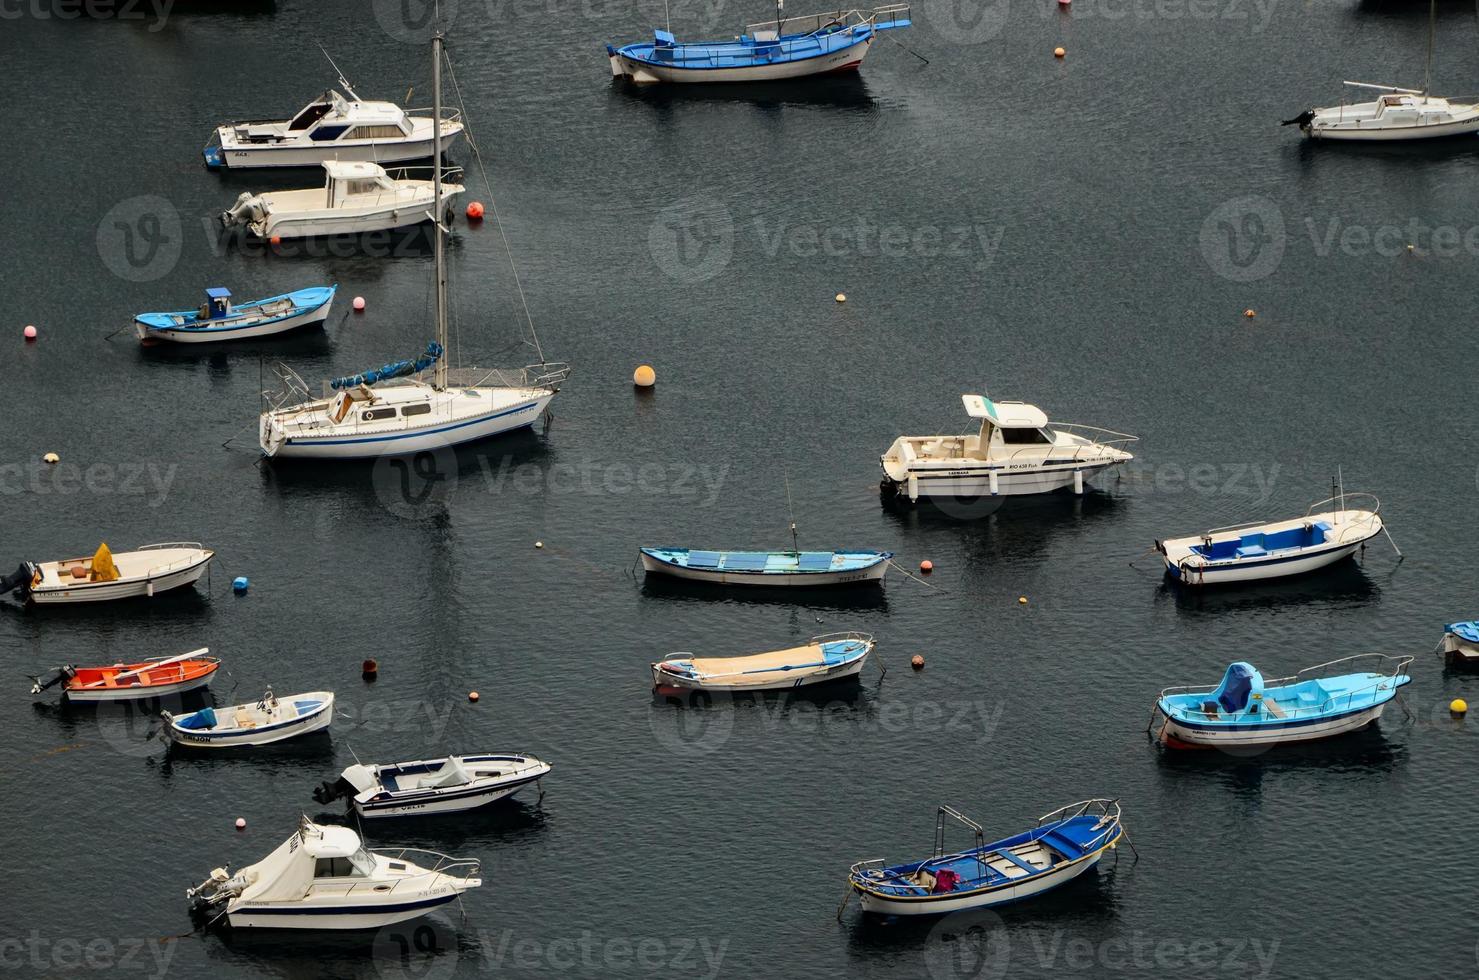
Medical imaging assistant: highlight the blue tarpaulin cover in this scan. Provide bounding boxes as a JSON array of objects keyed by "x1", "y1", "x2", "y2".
[
  {"x1": 177, "y1": 706, "x2": 218, "y2": 730},
  {"x1": 331, "y1": 341, "x2": 443, "y2": 390}
]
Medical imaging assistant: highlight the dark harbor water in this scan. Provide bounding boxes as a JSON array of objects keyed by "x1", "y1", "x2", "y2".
[{"x1": 3, "y1": 1, "x2": 1479, "y2": 978}]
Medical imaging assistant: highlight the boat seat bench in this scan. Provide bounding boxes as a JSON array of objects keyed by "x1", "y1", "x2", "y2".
[{"x1": 994, "y1": 849, "x2": 1042, "y2": 875}]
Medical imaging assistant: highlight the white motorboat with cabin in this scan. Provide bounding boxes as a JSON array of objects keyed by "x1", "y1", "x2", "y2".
[
  {"x1": 329, "y1": 753, "x2": 551, "y2": 817},
  {"x1": 188, "y1": 816, "x2": 482, "y2": 929},
  {"x1": 256, "y1": 32, "x2": 568, "y2": 461},
  {"x1": 1283, "y1": 0, "x2": 1479, "y2": 141},
  {"x1": 220, "y1": 160, "x2": 463, "y2": 240},
  {"x1": 1156, "y1": 491, "x2": 1395, "y2": 586},
  {"x1": 0, "y1": 542, "x2": 213, "y2": 605},
  {"x1": 880, "y1": 394, "x2": 1136, "y2": 504},
  {"x1": 202, "y1": 57, "x2": 464, "y2": 169}
]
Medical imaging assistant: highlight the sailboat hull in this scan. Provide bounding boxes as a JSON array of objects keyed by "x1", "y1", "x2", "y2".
[{"x1": 264, "y1": 394, "x2": 552, "y2": 460}]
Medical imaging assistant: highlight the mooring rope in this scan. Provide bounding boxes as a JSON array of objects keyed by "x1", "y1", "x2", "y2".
[{"x1": 887, "y1": 559, "x2": 946, "y2": 593}]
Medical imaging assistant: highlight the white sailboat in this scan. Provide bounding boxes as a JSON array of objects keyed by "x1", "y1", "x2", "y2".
[
  {"x1": 257, "y1": 31, "x2": 568, "y2": 461},
  {"x1": 1285, "y1": 0, "x2": 1479, "y2": 141}
]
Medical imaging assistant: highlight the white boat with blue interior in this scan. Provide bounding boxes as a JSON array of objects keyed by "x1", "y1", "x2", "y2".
[
  {"x1": 652, "y1": 631, "x2": 875, "y2": 694},
  {"x1": 1157, "y1": 492, "x2": 1394, "y2": 586},
  {"x1": 163, "y1": 689, "x2": 334, "y2": 748},
  {"x1": 335, "y1": 753, "x2": 551, "y2": 818},
  {"x1": 1151, "y1": 656, "x2": 1412, "y2": 748},
  {"x1": 846, "y1": 801, "x2": 1127, "y2": 917},
  {"x1": 640, "y1": 548, "x2": 890, "y2": 586},
  {"x1": 135, "y1": 286, "x2": 336, "y2": 344}
]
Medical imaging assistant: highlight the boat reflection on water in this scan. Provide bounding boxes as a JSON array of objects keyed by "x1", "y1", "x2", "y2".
[
  {"x1": 1152, "y1": 721, "x2": 1405, "y2": 776},
  {"x1": 639, "y1": 573, "x2": 890, "y2": 612},
  {"x1": 1157, "y1": 561, "x2": 1380, "y2": 615},
  {"x1": 612, "y1": 72, "x2": 880, "y2": 113}
]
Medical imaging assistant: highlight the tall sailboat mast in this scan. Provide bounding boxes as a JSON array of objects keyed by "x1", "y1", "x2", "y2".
[{"x1": 432, "y1": 30, "x2": 449, "y2": 392}]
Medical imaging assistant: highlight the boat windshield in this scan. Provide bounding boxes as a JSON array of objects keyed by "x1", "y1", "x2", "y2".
[{"x1": 313, "y1": 848, "x2": 375, "y2": 878}]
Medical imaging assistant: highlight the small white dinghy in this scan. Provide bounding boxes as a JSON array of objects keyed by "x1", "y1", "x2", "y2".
[
  {"x1": 220, "y1": 161, "x2": 463, "y2": 240},
  {"x1": 0, "y1": 542, "x2": 213, "y2": 605},
  {"x1": 188, "y1": 815, "x2": 481, "y2": 929},
  {"x1": 162, "y1": 689, "x2": 334, "y2": 748},
  {"x1": 652, "y1": 632, "x2": 875, "y2": 694},
  {"x1": 1157, "y1": 491, "x2": 1397, "y2": 587},
  {"x1": 334, "y1": 753, "x2": 551, "y2": 818}
]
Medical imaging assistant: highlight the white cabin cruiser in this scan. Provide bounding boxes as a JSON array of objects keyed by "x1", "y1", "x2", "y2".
[
  {"x1": 257, "y1": 32, "x2": 568, "y2": 461},
  {"x1": 880, "y1": 395, "x2": 1136, "y2": 503},
  {"x1": 332, "y1": 753, "x2": 551, "y2": 818},
  {"x1": 221, "y1": 160, "x2": 463, "y2": 240},
  {"x1": 188, "y1": 816, "x2": 481, "y2": 929}
]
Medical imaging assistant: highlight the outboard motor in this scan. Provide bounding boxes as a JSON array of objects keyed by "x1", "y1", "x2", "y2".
[
  {"x1": 1280, "y1": 109, "x2": 1315, "y2": 130},
  {"x1": 29, "y1": 665, "x2": 77, "y2": 695},
  {"x1": 220, "y1": 192, "x2": 265, "y2": 230},
  {"x1": 0, "y1": 561, "x2": 34, "y2": 596},
  {"x1": 312, "y1": 776, "x2": 355, "y2": 805}
]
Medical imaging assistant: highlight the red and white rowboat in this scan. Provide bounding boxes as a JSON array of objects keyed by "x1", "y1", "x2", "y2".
[{"x1": 30, "y1": 648, "x2": 220, "y2": 702}]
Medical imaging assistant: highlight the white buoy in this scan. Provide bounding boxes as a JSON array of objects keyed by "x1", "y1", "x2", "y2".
[{"x1": 235, "y1": 817, "x2": 246, "y2": 830}]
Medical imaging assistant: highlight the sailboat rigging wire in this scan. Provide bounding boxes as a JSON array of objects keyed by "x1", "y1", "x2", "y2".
[{"x1": 443, "y1": 47, "x2": 547, "y2": 364}]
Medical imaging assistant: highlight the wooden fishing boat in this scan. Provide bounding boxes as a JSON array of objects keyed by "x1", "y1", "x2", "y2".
[
  {"x1": 846, "y1": 801, "x2": 1127, "y2": 916},
  {"x1": 652, "y1": 632, "x2": 874, "y2": 694},
  {"x1": 162, "y1": 689, "x2": 334, "y2": 748},
  {"x1": 1151, "y1": 656, "x2": 1412, "y2": 749},
  {"x1": 1436, "y1": 622, "x2": 1479, "y2": 666},
  {"x1": 134, "y1": 286, "x2": 335, "y2": 344},
  {"x1": 30, "y1": 648, "x2": 219, "y2": 702},
  {"x1": 0, "y1": 542, "x2": 213, "y2": 605},
  {"x1": 329, "y1": 753, "x2": 551, "y2": 818},
  {"x1": 640, "y1": 548, "x2": 890, "y2": 586}
]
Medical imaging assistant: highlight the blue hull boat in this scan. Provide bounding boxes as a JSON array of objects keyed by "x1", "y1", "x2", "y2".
[
  {"x1": 608, "y1": 5, "x2": 911, "y2": 84},
  {"x1": 1153, "y1": 656, "x2": 1412, "y2": 749},
  {"x1": 847, "y1": 801, "x2": 1127, "y2": 916},
  {"x1": 134, "y1": 285, "x2": 336, "y2": 344},
  {"x1": 640, "y1": 547, "x2": 891, "y2": 586}
]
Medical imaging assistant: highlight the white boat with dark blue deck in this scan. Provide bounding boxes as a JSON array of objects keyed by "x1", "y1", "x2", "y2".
[
  {"x1": 162, "y1": 689, "x2": 334, "y2": 748},
  {"x1": 135, "y1": 286, "x2": 335, "y2": 344},
  {"x1": 608, "y1": 5, "x2": 911, "y2": 84},
  {"x1": 640, "y1": 548, "x2": 890, "y2": 586},
  {"x1": 337, "y1": 753, "x2": 550, "y2": 817},
  {"x1": 188, "y1": 816, "x2": 481, "y2": 929},
  {"x1": 1157, "y1": 492, "x2": 1394, "y2": 586},
  {"x1": 1151, "y1": 656, "x2": 1412, "y2": 749},
  {"x1": 652, "y1": 631, "x2": 875, "y2": 694},
  {"x1": 880, "y1": 394, "x2": 1136, "y2": 504},
  {"x1": 846, "y1": 800, "x2": 1127, "y2": 917}
]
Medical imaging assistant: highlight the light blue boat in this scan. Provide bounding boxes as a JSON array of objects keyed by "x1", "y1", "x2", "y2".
[
  {"x1": 640, "y1": 547, "x2": 891, "y2": 586},
  {"x1": 1152, "y1": 655, "x2": 1412, "y2": 749},
  {"x1": 134, "y1": 285, "x2": 336, "y2": 344},
  {"x1": 607, "y1": 4, "x2": 911, "y2": 84}
]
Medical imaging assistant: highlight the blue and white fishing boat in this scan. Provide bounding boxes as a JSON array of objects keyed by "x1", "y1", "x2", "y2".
[
  {"x1": 1151, "y1": 655, "x2": 1412, "y2": 749},
  {"x1": 607, "y1": 4, "x2": 910, "y2": 84},
  {"x1": 846, "y1": 801, "x2": 1127, "y2": 917},
  {"x1": 1437, "y1": 622, "x2": 1479, "y2": 666},
  {"x1": 1156, "y1": 491, "x2": 1396, "y2": 586},
  {"x1": 333, "y1": 753, "x2": 551, "y2": 818},
  {"x1": 640, "y1": 548, "x2": 891, "y2": 586},
  {"x1": 652, "y1": 631, "x2": 874, "y2": 694},
  {"x1": 134, "y1": 286, "x2": 336, "y2": 344},
  {"x1": 162, "y1": 688, "x2": 334, "y2": 748},
  {"x1": 188, "y1": 816, "x2": 481, "y2": 930}
]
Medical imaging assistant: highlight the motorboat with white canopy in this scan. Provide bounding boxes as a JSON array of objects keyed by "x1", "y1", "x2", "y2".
[
  {"x1": 187, "y1": 816, "x2": 481, "y2": 929},
  {"x1": 880, "y1": 394, "x2": 1136, "y2": 503},
  {"x1": 220, "y1": 160, "x2": 463, "y2": 240},
  {"x1": 202, "y1": 53, "x2": 464, "y2": 169},
  {"x1": 326, "y1": 753, "x2": 551, "y2": 817}
]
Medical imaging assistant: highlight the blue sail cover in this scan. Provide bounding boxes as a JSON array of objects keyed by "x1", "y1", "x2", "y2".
[
  {"x1": 330, "y1": 341, "x2": 443, "y2": 390},
  {"x1": 1211, "y1": 662, "x2": 1262, "y2": 714}
]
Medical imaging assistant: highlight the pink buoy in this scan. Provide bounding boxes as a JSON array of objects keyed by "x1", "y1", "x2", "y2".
[
  {"x1": 352, "y1": 296, "x2": 366, "y2": 312},
  {"x1": 235, "y1": 817, "x2": 246, "y2": 830},
  {"x1": 23, "y1": 325, "x2": 37, "y2": 340}
]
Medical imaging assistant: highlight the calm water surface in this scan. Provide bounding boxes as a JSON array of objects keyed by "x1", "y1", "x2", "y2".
[{"x1": 1, "y1": 1, "x2": 1477, "y2": 977}]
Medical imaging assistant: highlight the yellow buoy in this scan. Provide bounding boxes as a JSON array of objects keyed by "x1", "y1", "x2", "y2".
[
  {"x1": 835, "y1": 293, "x2": 847, "y2": 303},
  {"x1": 1451, "y1": 698, "x2": 1468, "y2": 715},
  {"x1": 633, "y1": 364, "x2": 656, "y2": 387},
  {"x1": 1018, "y1": 596, "x2": 1028, "y2": 605},
  {"x1": 42, "y1": 452, "x2": 59, "y2": 465}
]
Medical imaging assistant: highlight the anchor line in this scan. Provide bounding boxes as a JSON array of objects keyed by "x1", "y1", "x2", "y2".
[{"x1": 886, "y1": 558, "x2": 946, "y2": 593}]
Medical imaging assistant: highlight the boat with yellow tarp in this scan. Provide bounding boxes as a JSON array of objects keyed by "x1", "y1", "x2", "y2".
[{"x1": 1, "y1": 542, "x2": 214, "y2": 605}]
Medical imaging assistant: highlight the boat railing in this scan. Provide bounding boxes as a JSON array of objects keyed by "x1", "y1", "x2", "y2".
[
  {"x1": 325, "y1": 848, "x2": 481, "y2": 897},
  {"x1": 1304, "y1": 492, "x2": 1383, "y2": 541},
  {"x1": 402, "y1": 105, "x2": 465, "y2": 128},
  {"x1": 1158, "y1": 654, "x2": 1412, "y2": 719},
  {"x1": 137, "y1": 543, "x2": 208, "y2": 578},
  {"x1": 1034, "y1": 799, "x2": 1122, "y2": 851},
  {"x1": 1001, "y1": 424, "x2": 1137, "y2": 466},
  {"x1": 811, "y1": 630, "x2": 875, "y2": 648},
  {"x1": 745, "y1": 4, "x2": 909, "y2": 41}
]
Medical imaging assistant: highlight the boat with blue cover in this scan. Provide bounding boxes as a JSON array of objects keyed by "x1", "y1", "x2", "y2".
[
  {"x1": 846, "y1": 801, "x2": 1127, "y2": 917},
  {"x1": 607, "y1": 4, "x2": 910, "y2": 84},
  {"x1": 134, "y1": 285, "x2": 336, "y2": 344},
  {"x1": 1151, "y1": 655, "x2": 1412, "y2": 749},
  {"x1": 640, "y1": 547, "x2": 891, "y2": 586},
  {"x1": 332, "y1": 753, "x2": 551, "y2": 818},
  {"x1": 162, "y1": 688, "x2": 334, "y2": 748},
  {"x1": 1156, "y1": 491, "x2": 1396, "y2": 586},
  {"x1": 1436, "y1": 622, "x2": 1479, "y2": 666},
  {"x1": 652, "y1": 631, "x2": 874, "y2": 694}
]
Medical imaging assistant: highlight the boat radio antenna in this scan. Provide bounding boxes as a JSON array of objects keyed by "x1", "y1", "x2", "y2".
[{"x1": 318, "y1": 44, "x2": 360, "y2": 101}]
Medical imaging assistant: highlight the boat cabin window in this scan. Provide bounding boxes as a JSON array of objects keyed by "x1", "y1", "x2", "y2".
[
  {"x1": 362, "y1": 407, "x2": 398, "y2": 421},
  {"x1": 347, "y1": 124, "x2": 409, "y2": 140},
  {"x1": 314, "y1": 857, "x2": 364, "y2": 878},
  {"x1": 999, "y1": 427, "x2": 1053, "y2": 445},
  {"x1": 342, "y1": 178, "x2": 383, "y2": 196},
  {"x1": 401, "y1": 403, "x2": 431, "y2": 417},
  {"x1": 310, "y1": 125, "x2": 351, "y2": 142},
  {"x1": 288, "y1": 102, "x2": 332, "y2": 131}
]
